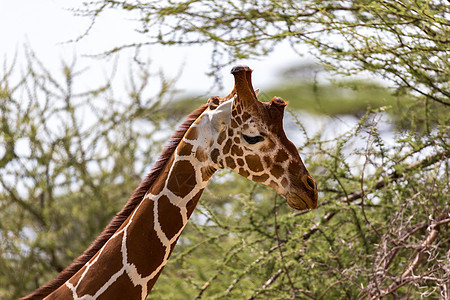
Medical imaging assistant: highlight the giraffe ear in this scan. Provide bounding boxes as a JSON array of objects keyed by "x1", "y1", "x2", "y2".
[
  {"x1": 209, "y1": 98, "x2": 232, "y2": 131},
  {"x1": 270, "y1": 97, "x2": 287, "y2": 108},
  {"x1": 231, "y1": 65, "x2": 259, "y2": 109},
  {"x1": 267, "y1": 97, "x2": 287, "y2": 130}
]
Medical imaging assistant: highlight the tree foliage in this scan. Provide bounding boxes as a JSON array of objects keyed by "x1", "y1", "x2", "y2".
[{"x1": 78, "y1": 0, "x2": 449, "y2": 105}]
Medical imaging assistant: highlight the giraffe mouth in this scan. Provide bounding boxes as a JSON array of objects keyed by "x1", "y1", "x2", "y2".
[{"x1": 285, "y1": 193, "x2": 316, "y2": 211}]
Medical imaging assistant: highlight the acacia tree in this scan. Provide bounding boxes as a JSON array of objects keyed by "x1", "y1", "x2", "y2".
[{"x1": 78, "y1": 0, "x2": 449, "y2": 105}]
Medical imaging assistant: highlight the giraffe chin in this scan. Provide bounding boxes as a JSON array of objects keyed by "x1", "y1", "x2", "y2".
[{"x1": 285, "y1": 193, "x2": 316, "y2": 211}]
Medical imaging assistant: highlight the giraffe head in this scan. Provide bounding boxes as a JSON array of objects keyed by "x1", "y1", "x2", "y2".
[{"x1": 205, "y1": 65, "x2": 318, "y2": 210}]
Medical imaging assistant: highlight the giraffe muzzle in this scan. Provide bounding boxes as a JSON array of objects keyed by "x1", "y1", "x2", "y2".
[{"x1": 285, "y1": 190, "x2": 318, "y2": 211}]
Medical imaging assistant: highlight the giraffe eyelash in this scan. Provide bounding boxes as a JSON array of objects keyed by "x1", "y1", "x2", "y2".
[{"x1": 242, "y1": 134, "x2": 264, "y2": 144}]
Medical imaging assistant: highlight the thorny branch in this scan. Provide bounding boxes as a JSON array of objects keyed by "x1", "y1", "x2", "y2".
[
  {"x1": 297, "y1": 151, "x2": 449, "y2": 238},
  {"x1": 252, "y1": 151, "x2": 449, "y2": 298},
  {"x1": 365, "y1": 210, "x2": 450, "y2": 299}
]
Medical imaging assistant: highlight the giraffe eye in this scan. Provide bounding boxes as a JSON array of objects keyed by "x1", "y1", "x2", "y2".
[{"x1": 242, "y1": 134, "x2": 264, "y2": 144}]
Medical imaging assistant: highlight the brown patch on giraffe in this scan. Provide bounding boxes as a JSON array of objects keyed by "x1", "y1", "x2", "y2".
[
  {"x1": 97, "y1": 271, "x2": 141, "y2": 300},
  {"x1": 195, "y1": 146, "x2": 207, "y2": 162},
  {"x1": 201, "y1": 166, "x2": 216, "y2": 181},
  {"x1": 236, "y1": 158, "x2": 245, "y2": 166},
  {"x1": 186, "y1": 189, "x2": 204, "y2": 218},
  {"x1": 245, "y1": 155, "x2": 264, "y2": 172},
  {"x1": 150, "y1": 155, "x2": 175, "y2": 196},
  {"x1": 275, "y1": 149, "x2": 289, "y2": 163},
  {"x1": 271, "y1": 164, "x2": 284, "y2": 179},
  {"x1": 235, "y1": 116, "x2": 242, "y2": 125},
  {"x1": 252, "y1": 174, "x2": 269, "y2": 182},
  {"x1": 228, "y1": 129, "x2": 234, "y2": 137},
  {"x1": 263, "y1": 155, "x2": 271, "y2": 165},
  {"x1": 146, "y1": 276, "x2": 161, "y2": 297},
  {"x1": 126, "y1": 200, "x2": 166, "y2": 278},
  {"x1": 211, "y1": 148, "x2": 220, "y2": 164},
  {"x1": 150, "y1": 175, "x2": 166, "y2": 196},
  {"x1": 242, "y1": 124, "x2": 249, "y2": 130},
  {"x1": 225, "y1": 156, "x2": 236, "y2": 169},
  {"x1": 75, "y1": 231, "x2": 125, "y2": 296},
  {"x1": 233, "y1": 137, "x2": 240, "y2": 144},
  {"x1": 231, "y1": 145, "x2": 244, "y2": 156},
  {"x1": 281, "y1": 177, "x2": 289, "y2": 187},
  {"x1": 68, "y1": 265, "x2": 86, "y2": 287},
  {"x1": 289, "y1": 161, "x2": 303, "y2": 175},
  {"x1": 184, "y1": 127, "x2": 199, "y2": 140},
  {"x1": 231, "y1": 109, "x2": 238, "y2": 117},
  {"x1": 217, "y1": 130, "x2": 227, "y2": 145},
  {"x1": 236, "y1": 103, "x2": 242, "y2": 115},
  {"x1": 207, "y1": 96, "x2": 220, "y2": 110},
  {"x1": 239, "y1": 168, "x2": 250, "y2": 177},
  {"x1": 231, "y1": 119, "x2": 238, "y2": 128},
  {"x1": 177, "y1": 141, "x2": 193, "y2": 156},
  {"x1": 144, "y1": 231, "x2": 182, "y2": 294},
  {"x1": 166, "y1": 161, "x2": 197, "y2": 198},
  {"x1": 158, "y1": 195, "x2": 184, "y2": 241},
  {"x1": 269, "y1": 180, "x2": 278, "y2": 189},
  {"x1": 47, "y1": 282, "x2": 73, "y2": 298},
  {"x1": 242, "y1": 112, "x2": 251, "y2": 122},
  {"x1": 223, "y1": 139, "x2": 232, "y2": 154}
]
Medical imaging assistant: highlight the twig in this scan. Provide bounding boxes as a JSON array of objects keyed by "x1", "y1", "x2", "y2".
[
  {"x1": 295, "y1": 151, "x2": 449, "y2": 234},
  {"x1": 369, "y1": 209, "x2": 450, "y2": 299}
]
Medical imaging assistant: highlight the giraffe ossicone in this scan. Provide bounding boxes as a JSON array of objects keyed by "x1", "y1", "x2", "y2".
[{"x1": 22, "y1": 65, "x2": 318, "y2": 300}]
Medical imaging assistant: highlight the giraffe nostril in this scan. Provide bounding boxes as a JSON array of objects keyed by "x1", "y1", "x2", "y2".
[{"x1": 306, "y1": 177, "x2": 315, "y2": 190}]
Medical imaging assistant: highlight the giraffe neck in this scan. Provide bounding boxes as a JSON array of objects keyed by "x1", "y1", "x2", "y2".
[{"x1": 47, "y1": 114, "x2": 218, "y2": 299}]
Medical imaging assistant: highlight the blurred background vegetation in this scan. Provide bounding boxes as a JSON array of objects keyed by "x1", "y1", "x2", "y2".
[{"x1": 1, "y1": 0, "x2": 449, "y2": 299}]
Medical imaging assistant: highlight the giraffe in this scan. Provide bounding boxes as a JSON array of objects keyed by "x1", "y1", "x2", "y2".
[{"x1": 22, "y1": 65, "x2": 318, "y2": 300}]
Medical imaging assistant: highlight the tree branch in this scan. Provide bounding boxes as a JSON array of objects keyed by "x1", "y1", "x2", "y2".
[{"x1": 372, "y1": 209, "x2": 450, "y2": 299}]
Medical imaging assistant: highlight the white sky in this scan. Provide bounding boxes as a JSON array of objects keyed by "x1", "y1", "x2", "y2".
[{"x1": 0, "y1": 0, "x2": 305, "y2": 96}]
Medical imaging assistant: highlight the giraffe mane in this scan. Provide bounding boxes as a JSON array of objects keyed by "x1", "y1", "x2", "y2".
[{"x1": 22, "y1": 104, "x2": 208, "y2": 300}]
